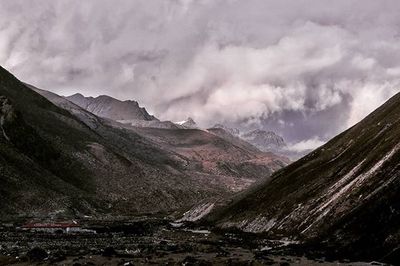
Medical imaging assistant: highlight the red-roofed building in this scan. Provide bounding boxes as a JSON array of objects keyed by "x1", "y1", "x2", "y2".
[{"x1": 21, "y1": 221, "x2": 82, "y2": 234}]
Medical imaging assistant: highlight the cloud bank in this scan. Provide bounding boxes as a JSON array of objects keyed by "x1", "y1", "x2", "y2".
[{"x1": 1, "y1": 0, "x2": 400, "y2": 142}]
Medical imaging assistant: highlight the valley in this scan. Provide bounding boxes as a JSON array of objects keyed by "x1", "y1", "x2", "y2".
[{"x1": 0, "y1": 218, "x2": 384, "y2": 266}]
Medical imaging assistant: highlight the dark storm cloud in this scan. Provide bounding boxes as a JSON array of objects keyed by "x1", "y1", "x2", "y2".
[{"x1": 1, "y1": 0, "x2": 400, "y2": 148}]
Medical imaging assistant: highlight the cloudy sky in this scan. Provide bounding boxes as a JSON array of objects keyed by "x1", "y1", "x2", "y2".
[{"x1": 1, "y1": 0, "x2": 400, "y2": 147}]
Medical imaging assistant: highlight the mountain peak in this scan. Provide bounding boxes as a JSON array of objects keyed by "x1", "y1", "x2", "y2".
[
  {"x1": 175, "y1": 117, "x2": 198, "y2": 129},
  {"x1": 69, "y1": 93, "x2": 83, "y2": 97},
  {"x1": 66, "y1": 94, "x2": 157, "y2": 122}
]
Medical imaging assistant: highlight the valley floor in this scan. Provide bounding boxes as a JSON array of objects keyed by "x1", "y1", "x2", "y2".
[{"x1": 0, "y1": 218, "x2": 388, "y2": 266}]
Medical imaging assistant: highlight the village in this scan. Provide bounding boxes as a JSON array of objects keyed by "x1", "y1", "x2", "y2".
[
  {"x1": 0, "y1": 217, "x2": 334, "y2": 265},
  {"x1": 19, "y1": 221, "x2": 95, "y2": 234}
]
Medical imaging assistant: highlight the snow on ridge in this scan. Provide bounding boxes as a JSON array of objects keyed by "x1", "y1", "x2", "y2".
[{"x1": 175, "y1": 120, "x2": 187, "y2": 126}]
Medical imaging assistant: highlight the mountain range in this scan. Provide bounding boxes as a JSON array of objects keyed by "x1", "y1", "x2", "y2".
[
  {"x1": 3, "y1": 63, "x2": 400, "y2": 263},
  {"x1": 0, "y1": 65, "x2": 288, "y2": 218}
]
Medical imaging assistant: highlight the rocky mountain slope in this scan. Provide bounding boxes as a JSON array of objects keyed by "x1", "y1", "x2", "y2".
[
  {"x1": 0, "y1": 66, "x2": 289, "y2": 218},
  {"x1": 133, "y1": 127, "x2": 289, "y2": 184},
  {"x1": 0, "y1": 65, "x2": 289, "y2": 218},
  {"x1": 207, "y1": 92, "x2": 400, "y2": 262}
]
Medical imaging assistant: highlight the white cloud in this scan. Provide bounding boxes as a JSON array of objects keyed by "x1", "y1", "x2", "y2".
[
  {"x1": 288, "y1": 138, "x2": 326, "y2": 152},
  {"x1": 1, "y1": 0, "x2": 400, "y2": 143}
]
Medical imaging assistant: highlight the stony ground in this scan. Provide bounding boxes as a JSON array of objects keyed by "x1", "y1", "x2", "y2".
[{"x1": 0, "y1": 218, "x2": 389, "y2": 265}]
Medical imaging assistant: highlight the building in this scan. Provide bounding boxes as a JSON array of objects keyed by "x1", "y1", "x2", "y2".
[{"x1": 20, "y1": 221, "x2": 94, "y2": 234}]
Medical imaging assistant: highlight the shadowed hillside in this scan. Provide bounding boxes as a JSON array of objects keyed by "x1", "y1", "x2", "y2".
[{"x1": 207, "y1": 92, "x2": 400, "y2": 262}]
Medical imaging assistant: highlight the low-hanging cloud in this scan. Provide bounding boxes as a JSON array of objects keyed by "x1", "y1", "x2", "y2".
[{"x1": 1, "y1": 0, "x2": 400, "y2": 143}]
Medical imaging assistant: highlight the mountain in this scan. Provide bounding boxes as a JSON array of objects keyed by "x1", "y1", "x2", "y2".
[
  {"x1": 133, "y1": 127, "x2": 289, "y2": 183},
  {"x1": 212, "y1": 124, "x2": 240, "y2": 136},
  {"x1": 175, "y1": 117, "x2": 198, "y2": 129},
  {"x1": 0, "y1": 67, "x2": 290, "y2": 219},
  {"x1": 66, "y1": 93, "x2": 156, "y2": 121},
  {"x1": 0, "y1": 66, "x2": 291, "y2": 218},
  {"x1": 207, "y1": 92, "x2": 400, "y2": 262},
  {"x1": 242, "y1": 129, "x2": 286, "y2": 152},
  {"x1": 207, "y1": 127, "x2": 260, "y2": 154},
  {"x1": 66, "y1": 93, "x2": 179, "y2": 129},
  {"x1": 61, "y1": 92, "x2": 289, "y2": 182}
]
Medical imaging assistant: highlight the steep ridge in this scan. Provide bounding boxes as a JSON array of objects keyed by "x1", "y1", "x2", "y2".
[{"x1": 207, "y1": 92, "x2": 400, "y2": 262}]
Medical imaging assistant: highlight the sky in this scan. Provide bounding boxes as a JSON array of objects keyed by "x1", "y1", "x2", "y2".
[{"x1": 1, "y1": 0, "x2": 400, "y2": 148}]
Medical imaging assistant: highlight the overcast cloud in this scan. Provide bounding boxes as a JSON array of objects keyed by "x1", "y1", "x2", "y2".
[{"x1": 1, "y1": 0, "x2": 400, "y2": 146}]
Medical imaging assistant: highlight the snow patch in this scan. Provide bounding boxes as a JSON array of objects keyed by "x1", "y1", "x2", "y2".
[{"x1": 177, "y1": 202, "x2": 215, "y2": 222}]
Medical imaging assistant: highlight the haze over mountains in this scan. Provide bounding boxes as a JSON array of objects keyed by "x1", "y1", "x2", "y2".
[{"x1": 65, "y1": 92, "x2": 302, "y2": 158}]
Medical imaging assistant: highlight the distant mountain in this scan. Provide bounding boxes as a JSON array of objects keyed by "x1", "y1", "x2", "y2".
[
  {"x1": 67, "y1": 93, "x2": 156, "y2": 121},
  {"x1": 207, "y1": 92, "x2": 400, "y2": 263},
  {"x1": 242, "y1": 129, "x2": 286, "y2": 152},
  {"x1": 207, "y1": 127, "x2": 260, "y2": 154},
  {"x1": 66, "y1": 93, "x2": 180, "y2": 129},
  {"x1": 212, "y1": 124, "x2": 240, "y2": 136},
  {"x1": 175, "y1": 117, "x2": 198, "y2": 129}
]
